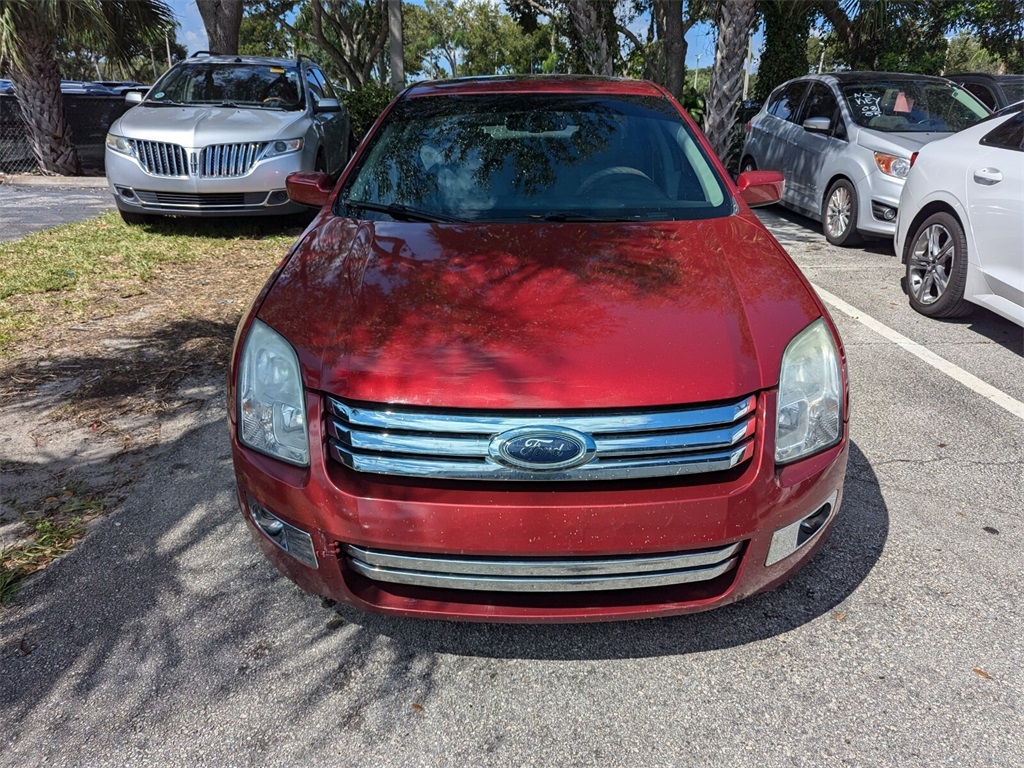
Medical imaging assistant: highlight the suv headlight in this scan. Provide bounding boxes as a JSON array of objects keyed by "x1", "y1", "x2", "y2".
[
  {"x1": 261, "y1": 138, "x2": 303, "y2": 160},
  {"x1": 873, "y1": 152, "x2": 911, "y2": 179},
  {"x1": 105, "y1": 133, "x2": 132, "y2": 155},
  {"x1": 237, "y1": 319, "x2": 309, "y2": 466},
  {"x1": 775, "y1": 318, "x2": 843, "y2": 464}
]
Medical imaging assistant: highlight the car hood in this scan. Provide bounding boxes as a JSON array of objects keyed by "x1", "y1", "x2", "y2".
[
  {"x1": 112, "y1": 104, "x2": 307, "y2": 145},
  {"x1": 256, "y1": 214, "x2": 824, "y2": 409},
  {"x1": 856, "y1": 129, "x2": 950, "y2": 156}
]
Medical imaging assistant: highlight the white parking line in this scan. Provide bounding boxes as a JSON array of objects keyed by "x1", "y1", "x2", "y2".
[{"x1": 812, "y1": 284, "x2": 1024, "y2": 422}]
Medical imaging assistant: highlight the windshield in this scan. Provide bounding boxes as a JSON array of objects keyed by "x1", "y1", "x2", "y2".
[
  {"x1": 341, "y1": 94, "x2": 731, "y2": 223},
  {"x1": 841, "y1": 80, "x2": 988, "y2": 132},
  {"x1": 146, "y1": 62, "x2": 303, "y2": 109}
]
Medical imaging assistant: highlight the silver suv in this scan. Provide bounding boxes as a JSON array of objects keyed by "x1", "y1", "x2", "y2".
[
  {"x1": 740, "y1": 73, "x2": 989, "y2": 246},
  {"x1": 105, "y1": 53, "x2": 351, "y2": 224}
]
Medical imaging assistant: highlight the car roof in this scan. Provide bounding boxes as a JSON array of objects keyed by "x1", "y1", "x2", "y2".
[
  {"x1": 824, "y1": 71, "x2": 955, "y2": 84},
  {"x1": 182, "y1": 53, "x2": 304, "y2": 68},
  {"x1": 947, "y1": 72, "x2": 1024, "y2": 84},
  {"x1": 403, "y1": 75, "x2": 667, "y2": 99}
]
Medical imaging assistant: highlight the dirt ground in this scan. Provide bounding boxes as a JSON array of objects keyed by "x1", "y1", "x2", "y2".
[{"x1": 0, "y1": 235, "x2": 285, "y2": 566}]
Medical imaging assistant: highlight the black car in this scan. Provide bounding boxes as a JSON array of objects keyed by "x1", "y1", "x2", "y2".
[{"x1": 946, "y1": 73, "x2": 1024, "y2": 111}]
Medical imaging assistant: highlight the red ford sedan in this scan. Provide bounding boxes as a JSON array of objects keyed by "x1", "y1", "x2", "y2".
[{"x1": 228, "y1": 76, "x2": 849, "y2": 622}]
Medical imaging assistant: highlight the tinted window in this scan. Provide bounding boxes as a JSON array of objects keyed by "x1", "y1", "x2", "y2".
[
  {"x1": 841, "y1": 80, "x2": 988, "y2": 132},
  {"x1": 962, "y1": 82, "x2": 997, "y2": 110},
  {"x1": 148, "y1": 62, "x2": 302, "y2": 110},
  {"x1": 800, "y1": 84, "x2": 838, "y2": 121},
  {"x1": 305, "y1": 68, "x2": 325, "y2": 105},
  {"x1": 980, "y1": 113, "x2": 1024, "y2": 151},
  {"x1": 313, "y1": 68, "x2": 337, "y2": 100},
  {"x1": 342, "y1": 94, "x2": 731, "y2": 223},
  {"x1": 768, "y1": 82, "x2": 807, "y2": 122}
]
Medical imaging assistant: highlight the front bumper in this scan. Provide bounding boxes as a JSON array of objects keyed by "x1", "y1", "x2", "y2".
[
  {"x1": 105, "y1": 147, "x2": 306, "y2": 217},
  {"x1": 856, "y1": 170, "x2": 906, "y2": 237},
  {"x1": 231, "y1": 392, "x2": 850, "y2": 622}
]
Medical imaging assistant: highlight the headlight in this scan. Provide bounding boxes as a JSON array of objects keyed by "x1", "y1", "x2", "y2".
[
  {"x1": 261, "y1": 138, "x2": 304, "y2": 160},
  {"x1": 237, "y1": 319, "x2": 309, "y2": 466},
  {"x1": 873, "y1": 152, "x2": 911, "y2": 179},
  {"x1": 775, "y1": 318, "x2": 843, "y2": 464},
  {"x1": 105, "y1": 133, "x2": 132, "y2": 155}
]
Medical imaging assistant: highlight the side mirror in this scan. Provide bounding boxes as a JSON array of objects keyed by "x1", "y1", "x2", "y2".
[
  {"x1": 736, "y1": 170, "x2": 785, "y2": 208},
  {"x1": 314, "y1": 97, "x2": 342, "y2": 114},
  {"x1": 802, "y1": 116, "x2": 831, "y2": 133},
  {"x1": 286, "y1": 171, "x2": 334, "y2": 208},
  {"x1": 125, "y1": 91, "x2": 143, "y2": 105}
]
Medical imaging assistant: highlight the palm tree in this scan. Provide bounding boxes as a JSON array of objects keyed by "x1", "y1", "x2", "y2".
[
  {"x1": 0, "y1": 0, "x2": 174, "y2": 176},
  {"x1": 704, "y1": 0, "x2": 756, "y2": 162}
]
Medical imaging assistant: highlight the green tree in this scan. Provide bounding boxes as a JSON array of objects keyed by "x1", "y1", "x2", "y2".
[
  {"x1": 753, "y1": 0, "x2": 815, "y2": 103},
  {"x1": 944, "y1": 31, "x2": 1000, "y2": 74},
  {"x1": 239, "y1": 1, "x2": 293, "y2": 58},
  {"x1": 0, "y1": 0, "x2": 174, "y2": 175}
]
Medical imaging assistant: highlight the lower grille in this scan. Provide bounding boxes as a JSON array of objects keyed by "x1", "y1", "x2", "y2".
[
  {"x1": 344, "y1": 542, "x2": 742, "y2": 592},
  {"x1": 133, "y1": 190, "x2": 250, "y2": 207}
]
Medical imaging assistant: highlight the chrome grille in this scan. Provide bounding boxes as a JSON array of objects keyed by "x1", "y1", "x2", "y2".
[
  {"x1": 326, "y1": 395, "x2": 757, "y2": 481},
  {"x1": 129, "y1": 139, "x2": 188, "y2": 177},
  {"x1": 345, "y1": 541, "x2": 742, "y2": 592},
  {"x1": 198, "y1": 142, "x2": 265, "y2": 177}
]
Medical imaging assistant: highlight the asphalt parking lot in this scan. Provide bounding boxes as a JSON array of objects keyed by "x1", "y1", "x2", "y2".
[{"x1": 1, "y1": 202, "x2": 1021, "y2": 766}]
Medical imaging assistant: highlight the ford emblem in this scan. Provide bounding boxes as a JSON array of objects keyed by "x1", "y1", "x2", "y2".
[{"x1": 489, "y1": 426, "x2": 596, "y2": 471}]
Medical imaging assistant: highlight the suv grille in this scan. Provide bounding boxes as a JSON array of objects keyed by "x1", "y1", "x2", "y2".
[
  {"x1": 326, "y1": 395, "x2": 757, "y2": 482},
  {"x1": 129, "y1": 140, "x2": 188, "y2": 177},
  {"x1": 198, "y1": 142, "x2": 266, "y2": 177}
]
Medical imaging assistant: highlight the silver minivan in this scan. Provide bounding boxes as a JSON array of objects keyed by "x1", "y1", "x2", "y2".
[
  {"x1": 740, "y1": 73, "x2": 989, "y2": 245},
  {"x1": 105, "y1": 53, "x2": 351, "y2": 224}
]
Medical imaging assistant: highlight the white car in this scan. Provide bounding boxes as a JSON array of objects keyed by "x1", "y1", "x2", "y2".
[{"x1": 895, "y1": 106, "x2": 1024, "y2": 326}]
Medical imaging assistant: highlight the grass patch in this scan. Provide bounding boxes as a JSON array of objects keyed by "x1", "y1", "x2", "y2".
[
  {"x1": 0, "y1": 486, "x2": 104, "y2": 605},
  {"x1": 0, "y1": 212, "x2": 300, "y2": 351}
]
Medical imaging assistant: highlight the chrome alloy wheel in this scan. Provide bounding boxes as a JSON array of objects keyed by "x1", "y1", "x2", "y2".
[
  {"x1": 907, "y1": 223, "x2": 954, "y2": 305},
  {"x1": 825, "y1": 185, "x2": 852, "y2": 239}
]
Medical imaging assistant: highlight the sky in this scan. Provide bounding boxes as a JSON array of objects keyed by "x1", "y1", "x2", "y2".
[{"x1": 167, "y1": 0, "x2": 759, "y2": 74}]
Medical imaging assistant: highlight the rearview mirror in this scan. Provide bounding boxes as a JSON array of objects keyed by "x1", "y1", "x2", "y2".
[
  {"x1": 736, "y1": 170, "x2": 785, "y2": 208},
  {"x1": 286, "y1": 172, "x2": 334, "y2": 208}
]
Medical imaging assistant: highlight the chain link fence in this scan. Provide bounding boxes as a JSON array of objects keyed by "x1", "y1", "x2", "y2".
[
  {"x1": 0, "y1": 95, "x2": 38, "y2": 173},
  {"x1": 0, "y1": 93, "x2": 133, "y2": 175}
]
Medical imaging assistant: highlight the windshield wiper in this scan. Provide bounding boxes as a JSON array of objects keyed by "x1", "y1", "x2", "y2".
[
  {"x1": 530, "y1": 211, "x2": 644, "y2": 222},
  {"x1": 343, "y1": 199, "x2": 464, "y2": 223}
]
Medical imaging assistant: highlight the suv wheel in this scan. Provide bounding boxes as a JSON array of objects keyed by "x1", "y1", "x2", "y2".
[
  {"x1": 740, "y1": 156, "x2": 756, "y2": 174},
  {"x1": 906, "y1": 212, "x2": 973, "y2": 318},
  {"x1": 823, "y1": 179, "x2": 863, "y2": 247}
]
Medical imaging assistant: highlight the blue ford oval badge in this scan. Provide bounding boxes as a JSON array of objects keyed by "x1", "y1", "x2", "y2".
[{"x1": 489, "y1": 426, "x2": 596, "y2": 471}]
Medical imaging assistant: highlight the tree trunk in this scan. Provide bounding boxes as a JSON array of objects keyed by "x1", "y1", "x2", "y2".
[
  {"x1": 653, "y1": 0, "x2": 686, "y2": 97},
  {"x1": 564, "y1": 0, "x2": 615, "y2": 76},
  {"x1": 11, "y1": 29, "x2": 82, "y2": 176},
  {"x1": 388, "y1": 0, "x2": 405, "y2": 90},
  {"x1": 753, "y1": 1, "x2": 814, "y2": 104},
  {"x1": 704, "y1": 0, "x2": 755, "y2": 163},
  {"x1": 196, "y1": 0, "x2": 244, "y2": 55}
]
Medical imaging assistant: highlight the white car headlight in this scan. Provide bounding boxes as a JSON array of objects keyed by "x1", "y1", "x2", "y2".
[
  {"x1": 105, "y1": 133, "x2": 132, "y2": 155},
  {"x1": 261, "y1": 138, "x2": 304, "y2": 160},
  {"x1": 775, "y1": 318, "x2": 843, "y2": 464},
  {"x1": 237, "y1": 319, "x2": 309, "y2": 466}
]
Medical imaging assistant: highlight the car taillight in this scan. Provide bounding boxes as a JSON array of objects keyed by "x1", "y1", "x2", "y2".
[
  {"x1": 910, "y1": 151, "x2": 919, "y2": 168},
  {"x1": 745, "y1": 120, "x2": 752, "y2": 134}
]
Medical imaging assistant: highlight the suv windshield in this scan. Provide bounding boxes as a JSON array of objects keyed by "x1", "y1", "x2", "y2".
[
  {"x1": 841, "y1": 80, "x2": 988, "y2": 132},
  {"x1": 147, "y1": 62, "x2": 303, "y2": 109},
  {"x1": 341, "y1": 94, "x2": 730, "y2": 223}
]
